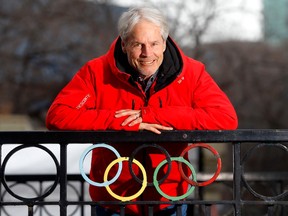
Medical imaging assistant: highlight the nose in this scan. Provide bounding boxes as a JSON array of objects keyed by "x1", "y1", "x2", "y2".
[{"x1": 141, "y1": 45, "x2": 152, "y2": 57}]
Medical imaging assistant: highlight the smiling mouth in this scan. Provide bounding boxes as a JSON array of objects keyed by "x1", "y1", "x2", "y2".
[{"x1": 139, "y1": 60, "x2": 155, "y2": 65}]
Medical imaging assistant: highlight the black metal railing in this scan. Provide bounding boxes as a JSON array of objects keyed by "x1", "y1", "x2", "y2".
[{"x1": 0, "y1": 130, "x2": 288, "y2": 216}]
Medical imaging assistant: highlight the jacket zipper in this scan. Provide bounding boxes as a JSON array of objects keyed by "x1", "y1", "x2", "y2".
[
  {"x1": 132, "y1": 96, "x2": 162, "y2": 109},
  {"x1": 132, "y1": 99, "x2": 135, "y2": 110},
  {"x1": 158, "y1": 97, "x2": 162, "y2": 108}
]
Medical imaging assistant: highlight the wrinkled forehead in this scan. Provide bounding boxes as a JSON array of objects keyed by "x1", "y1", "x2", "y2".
[{"x1": 126, "y1": 20, "x2": 164, "y2": 44}]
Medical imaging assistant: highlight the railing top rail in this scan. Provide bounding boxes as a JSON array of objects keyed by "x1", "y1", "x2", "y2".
[{"x1": 0, "y1": 129, "x2": 288, "y2": 144}]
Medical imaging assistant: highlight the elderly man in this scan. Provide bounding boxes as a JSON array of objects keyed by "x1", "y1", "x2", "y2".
[{"x1": 46, "y1": 6, "x2": 237, "y2": 216}]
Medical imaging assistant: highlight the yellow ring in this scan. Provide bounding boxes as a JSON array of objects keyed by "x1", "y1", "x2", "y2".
[{"x1": 103, "y1": 157, "x2": 147, "y2": 201}]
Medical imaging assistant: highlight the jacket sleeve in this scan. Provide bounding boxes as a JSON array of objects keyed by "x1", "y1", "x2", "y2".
[
  {"x1": 141, "y1": 64, "x2": 238, "y2": 130},
  {"x1": 46, "y1": 64, "x2": 138, "y2": 131}
]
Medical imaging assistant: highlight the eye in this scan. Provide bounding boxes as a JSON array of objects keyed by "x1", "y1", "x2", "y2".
[
  {"x1": 132, "y1": 43, "x2": 142, "y2": 48},
  {"x1": 152, "y1": 42, "x2": 159, "y2": 46}
]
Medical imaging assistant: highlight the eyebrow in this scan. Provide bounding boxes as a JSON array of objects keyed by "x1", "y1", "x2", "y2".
[{"x1": 130, "y1": 40, "x2": 161, "y2": 46}]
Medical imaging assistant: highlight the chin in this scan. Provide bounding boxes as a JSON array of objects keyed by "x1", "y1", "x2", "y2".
[{"x1": 139, "y1": 68, "x2": 158, "y2": 76}]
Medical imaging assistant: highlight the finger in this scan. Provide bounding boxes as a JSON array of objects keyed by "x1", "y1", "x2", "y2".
[
  {"x1": 128, "y1": 117, "x2": 142, "y2": 126},
  {"x1": 139, "y1": 123, "x2": 162, "y2": 134},
  {"x1": 161, "y1": 126, "x2": 173, "y2": 131},
  {"x1": 153, "y1": 124, "x2": 173, "y2": 130},
  {"x1": 115, "y1": 109, "x2": 130, "y2": 114},
  {"x1": 115, "y1": 110, "x2": 140, "y2": 118},
  {"x1": 150, "y1": 128, "x2": 162, "y2": 134},
  {"x1": 146, "y1": 125, "x2": 162, "y2": 134},
  {"x1": 115, "y1": 109, "x2": 131, "y2": 118},
  {"x1": 121, "y1": 113, "x2": 140, "y2": 126},
  {"x1": 149, "y1": 125, "x2": 173, "y2": 134}
]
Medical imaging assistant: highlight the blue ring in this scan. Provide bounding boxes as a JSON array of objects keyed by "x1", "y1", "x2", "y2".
[{"x1": 79, "y1": 143, "x2": 122, "y2": 187}]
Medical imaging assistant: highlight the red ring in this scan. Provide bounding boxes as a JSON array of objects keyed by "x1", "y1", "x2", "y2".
[{"x1": 179, "y1": 143, "x2": 222, "y2": 187}]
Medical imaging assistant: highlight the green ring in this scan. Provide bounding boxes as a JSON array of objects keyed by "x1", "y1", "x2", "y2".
[{"x1": 153, "y1": 157, "x2": 196, "y2": 201}]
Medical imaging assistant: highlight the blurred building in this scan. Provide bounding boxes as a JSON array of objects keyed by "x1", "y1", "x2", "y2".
[{"x1": 263, "y1": 0, "x2": 288, "y2": 44}]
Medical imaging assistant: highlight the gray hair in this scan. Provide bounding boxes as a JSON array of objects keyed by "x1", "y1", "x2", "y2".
[{"x1": 118, "y1": 6, "x2": 169, "y2": 42}]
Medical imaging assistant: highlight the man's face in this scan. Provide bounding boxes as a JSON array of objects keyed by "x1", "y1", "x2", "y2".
[{"x1": 121, "y1": 20, "x2": 166, "y2": 78}]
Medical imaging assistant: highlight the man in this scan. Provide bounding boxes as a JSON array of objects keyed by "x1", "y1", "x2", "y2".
[{"x1": 46, "y1": 6, "x2": 238, "y2": 216}]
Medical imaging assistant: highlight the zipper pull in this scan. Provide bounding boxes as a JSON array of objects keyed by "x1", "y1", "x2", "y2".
[{"x1": 158, "y1": 97, "x2": 162, "y2": 108}]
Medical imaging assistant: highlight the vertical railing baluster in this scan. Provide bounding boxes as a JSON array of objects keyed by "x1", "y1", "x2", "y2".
[
  {"x1": 233, "y1": 142, "x2": 242, "y2": 216},
  {"x1": 90, "y1": 205, "x2": 96, "y2": 216},
  {"x1": 176, "y1": 204, "x2": 182, "y2": 216},
  {"x1": 267, "y1": 205, "x2": 274, "y2": 216},
  {"x1": 59, "y1": 143, "x2": 68, "y2": 216},
  {"x1": 205, "y1": 204, "x2": 212, "y2": 216},
  {"x1": 148, "y1": 205, "x2": 153, "y2": 216},
  {"x1": 119, "y1": 205, "x2": 125, "y2": 216},
  {"x1": 28, "y1": 205, "x2": 33, "y2": 216},
  {"x1": 80, "y1": 181, "x2": 85, "y2": 216}
]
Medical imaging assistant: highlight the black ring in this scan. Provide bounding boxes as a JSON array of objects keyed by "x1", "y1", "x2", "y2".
[
  {"x1": 241, "y1": 143, "x2": 288, "y2": 200},
  {"x1": 1, "y1": 144, "x2": 60, "y2": 201},
  {"x1": 128, "y1": 143, "x2": 171, "y2": 187}
]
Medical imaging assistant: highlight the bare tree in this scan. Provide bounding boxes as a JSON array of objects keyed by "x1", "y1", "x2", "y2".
[
  {"x1": 197, "y1": 41, "x2": 288, "y2": 129},
  {"x1": 0, "y1": 0, "x2": 124, "y2": 113}
]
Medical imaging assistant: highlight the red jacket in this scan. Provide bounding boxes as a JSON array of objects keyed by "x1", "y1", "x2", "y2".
[{"x1": 46, "y1": 37, "x2": 237, "y2": 215}]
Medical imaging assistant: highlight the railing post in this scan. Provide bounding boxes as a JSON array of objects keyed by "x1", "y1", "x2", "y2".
[
  {"x1": 233, "y1": 142, "x2": 242, "y2": 215},
  {"x1": 59, "y1": 143, "x2": 68, "y2": 216}
]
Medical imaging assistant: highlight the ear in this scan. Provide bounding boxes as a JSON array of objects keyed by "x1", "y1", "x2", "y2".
[
  {"x1": 121, "y1": 41, "x2": 126, "y2": 53},
  {"x1": 163, "y1": 41, "x2": 166, "y2": 52}
]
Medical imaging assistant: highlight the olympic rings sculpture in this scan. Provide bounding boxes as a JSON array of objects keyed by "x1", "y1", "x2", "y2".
[
  {"x1": 79, "y1": 143, "x2": 222, "y2": 201},
  {"x1": 104, "y1": 157, "x2": 147, "y2": 201},
  {"x1": 79, "y1": 144, "x2": 123, "y2": 187},
  {"x1": 179, "y1": 143, "x2": 222, "y2": 186},
  {"x1": 153, "y1": 157, "x2": 196, "y2": 201}
]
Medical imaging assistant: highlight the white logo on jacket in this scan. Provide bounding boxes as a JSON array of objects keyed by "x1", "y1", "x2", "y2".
[
  {"x1": 76, "y1": 94, "x2": 91, "y2": 109},
  {"x1": 177, "y1": 76, "x2": 184, "y2": 84}
]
